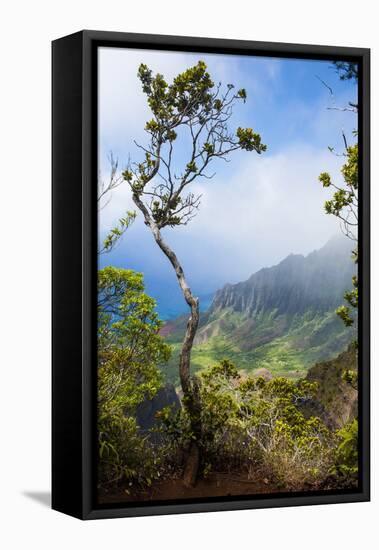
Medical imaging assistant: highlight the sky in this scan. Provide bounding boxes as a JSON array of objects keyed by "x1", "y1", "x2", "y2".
[{"x1": 98, "y1": 47, "x2": 358, "y2": 319}]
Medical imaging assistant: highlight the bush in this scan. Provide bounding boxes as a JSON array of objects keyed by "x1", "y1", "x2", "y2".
[
  {"x1": 97, "y1": 267, "x2": 171, "y2": 489},
  {"x1": 334, "y1": 419, "x2": 358, "y2": 478},
  {"x1": 99, "y1": 413, "x2": 161, "y2": 488}
]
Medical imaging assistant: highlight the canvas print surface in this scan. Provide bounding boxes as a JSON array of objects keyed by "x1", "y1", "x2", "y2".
[{"x1": 97, "y1": 47, "x2": 359, "y2": 505}]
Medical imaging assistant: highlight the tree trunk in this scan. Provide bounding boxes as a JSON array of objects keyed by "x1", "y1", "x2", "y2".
[{"x1": 132, "y1": 194, "x2": 202, "y2": 486}]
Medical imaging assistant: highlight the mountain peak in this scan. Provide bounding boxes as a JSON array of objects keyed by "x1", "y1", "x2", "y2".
[{"x1": 210, "y1": 235, "x2": 356, "y2": 317}]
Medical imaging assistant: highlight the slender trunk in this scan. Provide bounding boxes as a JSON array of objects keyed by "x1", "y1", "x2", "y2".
[{"x1": 132, "y1": 195, "x2": 202, "y2": 486}]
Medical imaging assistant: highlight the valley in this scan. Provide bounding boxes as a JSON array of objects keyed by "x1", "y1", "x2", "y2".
[{"x1": 161, "y1": 236, "x2": 356, "y2": 384}]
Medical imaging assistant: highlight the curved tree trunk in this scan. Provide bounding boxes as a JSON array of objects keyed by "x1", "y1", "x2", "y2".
[{"x1": 132, "y1": 194, "x2": 202, "y2": 486}]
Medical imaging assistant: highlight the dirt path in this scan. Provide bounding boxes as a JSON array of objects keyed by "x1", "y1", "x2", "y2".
[{"x1": 98, "y1": 472, "x2": 283, "y2": 505}]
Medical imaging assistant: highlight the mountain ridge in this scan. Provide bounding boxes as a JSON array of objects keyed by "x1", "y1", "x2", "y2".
[
  {"x1": 209, "y1": 235, "x2": 355, "y2": 318},
  {"x1": 162, "y1": 235, "x2": 356, "y2": 383}
]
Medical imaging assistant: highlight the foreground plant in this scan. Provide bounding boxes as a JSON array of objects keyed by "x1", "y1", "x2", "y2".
[{"x1": 98, "y1": 267, "x2": 171, "y2": 487}]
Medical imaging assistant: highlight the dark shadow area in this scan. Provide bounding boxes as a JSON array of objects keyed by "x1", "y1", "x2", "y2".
[{"x1": 22, "y1": 491, "x2": 51, "y2": 508}]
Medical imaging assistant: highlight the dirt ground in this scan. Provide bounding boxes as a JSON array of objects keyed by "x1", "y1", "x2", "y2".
[{"x1": 98, "y1": 472, "x2": 286, "y2": 505}]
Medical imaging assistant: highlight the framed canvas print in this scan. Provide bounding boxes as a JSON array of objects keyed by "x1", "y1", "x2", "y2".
[{"x1": 52, "y1": 30, "x2": 370, "y2": 519}]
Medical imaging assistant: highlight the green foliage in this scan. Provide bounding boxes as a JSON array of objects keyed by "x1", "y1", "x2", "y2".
[
  {"x1": 319, "y1": 57, "x2": 359, "y2": 331},
  {"x1": 138, "y1": 60, "x2": 215, "y2": 123},
  {"x1": 236, "y1": 127, "x2": 267, "y2": 153},
  {"x1": 320, "y1": 145, "x2": 358, "y2": 217},
  {"x1": 98, "y1": 413, "x2": 161, "y2": 489},
  {"x1": 319, "y1": 64, "x2": 358, "y2": 332},
  {"x1": 101, "y1": 211, "x2": 136, "y2": 253},
  {"x1": 160, "y1": 360, "x2": 339, "y2": 489},
  {"x1": 334, "y1": 419, "x2": 358, "y2": 477},
  {"x1": 98, "y1": 267, "x2": 171, "y2": 487},
  {"x1": 319, "y1": 172, "x2": 331, "y2": 187},
  {"x1": 336, "y1": 263, "x2": 358, "y2": 328},
  {"x1": 341, "y1": 144, "x2": 358, "y2": 189},
  {"x1": 335, "y1": 305, "x2": 354, "y2": 327},
  {"x1": 333, "y1": 61, "x2": 358, "y2": 82},
  {"x1": 319, "y1": 143, "x2": 358, "y2": 328}
]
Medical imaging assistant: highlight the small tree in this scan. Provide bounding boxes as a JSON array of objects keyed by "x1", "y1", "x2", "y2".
[
  {"x1": 98, "y1": 267, "x2": 171, "y2": 486},
  {"x1": 122, "y1": 61, "x2": 266, "y2": 485},
  {"x1": 318, "y1": 63, "x2": 358, "y2": 330},
  {"x1": 319, "y1": 144, "x2": 358, "y2": 328}
]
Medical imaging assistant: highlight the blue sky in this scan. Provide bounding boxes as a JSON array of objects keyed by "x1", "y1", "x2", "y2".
[{"x1": 98, "y1": 47, "x2": 358, "y2": 319}]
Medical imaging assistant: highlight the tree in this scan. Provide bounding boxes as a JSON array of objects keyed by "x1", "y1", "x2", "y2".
[
  {"x1": 98, "y1": 266, "x2": 171, "y2": 486},
  {"x1": 121, "y1": 60, "x2": 266, "y2": 485},
  {"x1": 318, "y1": 63, "x2": 358, "y2": 329},
  {"x1": 333, "y1": 61, "x2": 358, "y2": 83}
]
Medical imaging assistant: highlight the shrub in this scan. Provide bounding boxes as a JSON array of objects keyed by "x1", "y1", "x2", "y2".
[
  {"x1": 334, "y1": 419, "x2": 358, "y2": 478},
  {"x1": 97, "y1": 267, "x2": 171, "y2": 489}
]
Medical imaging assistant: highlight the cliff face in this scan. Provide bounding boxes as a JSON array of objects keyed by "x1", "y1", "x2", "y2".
[
  {"x1": 210, "y1": 236, "x2": 355, "y2": 318},
  {"x1": 304, "y1": 344, "x2": 358, "y2": 429}
]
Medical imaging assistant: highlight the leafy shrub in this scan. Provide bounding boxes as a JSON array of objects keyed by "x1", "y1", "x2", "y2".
[
  {"x1": 97, "y1": 267, "x2": 171, "y2": 489},
  {"x1": 99, "y1": 413, "x2": 161, "y2": 488},
  {"x1": 334, "y1": 419, "x2": 358, "y2": 478}
]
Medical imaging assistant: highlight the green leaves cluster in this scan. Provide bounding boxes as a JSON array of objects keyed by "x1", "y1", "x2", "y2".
[
  {"x1": 334, "y1": 419, "x2": 358, "y2": 477},
  {"x1": 333, "y1": 61, "x2": 358, "y2": 82},
  {"x1": 320, "y1": 144, "x2": 358, "y2": 218},
  {"x1": 138, "y1": 60, "x2": 215, "y2": 129},
  {"x1": 236, "y1": 127, "x2": 267, "y2": 153},
  {"x1": 151, "y1": 194, "x2": 183, "y2": 227}
]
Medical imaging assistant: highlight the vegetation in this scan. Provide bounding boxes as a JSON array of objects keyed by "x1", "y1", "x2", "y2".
[
  {"x1": 334, "y1": 419, "x2": 359, "y2": 478},
  {"x1": 160, "y1": 361, "x2": 336, "y2": 489},
  {"x1": 97, "y1": 267, "x2": 170, "y2": 488},
  {"x1": 318, "y1": 63, "x2": 358, "y2": 330}
]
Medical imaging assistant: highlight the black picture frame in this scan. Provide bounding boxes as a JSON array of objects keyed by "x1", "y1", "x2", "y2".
[{"x1": 52, "y1": 30, "x2": 370, "y2": 520}]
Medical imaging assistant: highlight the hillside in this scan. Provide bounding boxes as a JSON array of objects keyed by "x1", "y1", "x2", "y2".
[
  {"x1": 303, "y1": 344, "x2": 358, "y2": 429},
  {"x1": 161, "y1": 236, "x2": 356, "y2": 384}
]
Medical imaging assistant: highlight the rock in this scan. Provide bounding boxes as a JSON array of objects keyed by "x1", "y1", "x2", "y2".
[
  {"x1": 254, "y1": 368, "x2": 273, "y2": 381},
  {"x1": 304, "y1": 344, "x2": 358, "y2": 429}
]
